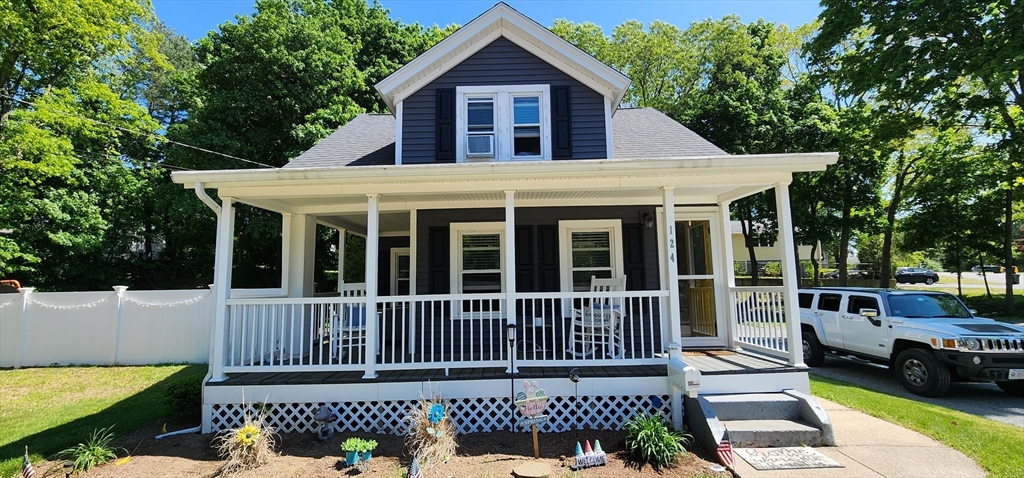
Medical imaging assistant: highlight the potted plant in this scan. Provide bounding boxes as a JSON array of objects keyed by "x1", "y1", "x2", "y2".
[{"x1": 340, "y1": 437, "x2": 377, "y2": 466}]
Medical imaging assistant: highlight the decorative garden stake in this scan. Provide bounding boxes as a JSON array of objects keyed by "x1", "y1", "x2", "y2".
[
  {"x1": 514, "y1": 380, "x2": 548, "y2": 459},
  {"x1": 570, "y1": 438, "x2": 607, "y2": 470}
]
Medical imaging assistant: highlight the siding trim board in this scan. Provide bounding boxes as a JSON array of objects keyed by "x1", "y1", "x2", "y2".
[{"x1": 402, "y1": 37, "x2": 608, "y2": 164}]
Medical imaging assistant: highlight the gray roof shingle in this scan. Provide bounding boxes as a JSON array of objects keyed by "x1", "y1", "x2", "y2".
[{"x1": 283, "y1": 107, "x2": 725, "y2": 168}]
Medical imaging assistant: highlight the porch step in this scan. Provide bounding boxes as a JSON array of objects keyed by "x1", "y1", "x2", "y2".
[
  {"x1": 702, "y1": 393, "x2": 801, "y2": 421},
  {"x1": 684, "y1": 391, "x2": 834, "y2": 450},
  {"x1": 719, "y1": 419, "x2": 822, "y2": 448}
]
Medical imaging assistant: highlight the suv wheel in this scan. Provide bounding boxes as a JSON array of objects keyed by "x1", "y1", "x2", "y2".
[
  {"x1": 894, "y1": 348, "x2": 951, "y2": 397},
  {"x1": 925, "y1": 277, "x2": 934, "y2": 285},
  {"x1": 802, "y1": 330, "x2": 825, "y2": 367},
  {"x1": 996, "y1": 380, "x2": 1024, "y2": 397}
]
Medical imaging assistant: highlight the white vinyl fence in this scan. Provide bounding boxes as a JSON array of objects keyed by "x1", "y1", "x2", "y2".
[{"x1": 0, "y1": 287, "x2": 216, "y2": 368}]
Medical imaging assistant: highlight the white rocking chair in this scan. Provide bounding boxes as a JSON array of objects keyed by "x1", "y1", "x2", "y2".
[{"x1": 567, "y1": 275, "x2": 626, "y2": 359}]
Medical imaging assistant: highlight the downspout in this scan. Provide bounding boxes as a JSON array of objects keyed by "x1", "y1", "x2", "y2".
[
  {"x1": 194, "y1": 182, "x2": 220, "y2": 429},
  {"x1": 194, "y1": 182, "x2": 222, "y2": 217}
]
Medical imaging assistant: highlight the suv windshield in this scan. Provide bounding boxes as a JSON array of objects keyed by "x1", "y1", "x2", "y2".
[{"x1": 887, "y1": 294, "x2": 972, "y2": 319}]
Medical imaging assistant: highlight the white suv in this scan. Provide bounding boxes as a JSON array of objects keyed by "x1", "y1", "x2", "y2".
[{"x1": 799, "y1": 288, "x2": 1024, "y2": 397}]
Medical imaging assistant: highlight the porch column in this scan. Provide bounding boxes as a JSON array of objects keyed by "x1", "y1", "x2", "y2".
[
  {"x1": 210, "y1": 197, "x2": 235, "y2": 382},
  {"x1": 363, "y1": 193, "x2": 380, "y2": 379},
  {"x1": 337, "y1": 227, "x2": 346, "y2": 292},
  {"x1": 774, "y1": 182, "x2": 807, "y2": 368},
  {"x1": 504, "y1": 190, "x2": 517, "y2": 374},
  {"x1": 285, "y1": 213, "x2": 316, "y2": 298},
  {"x1": 719, "y1": 202, "x2": 739, "y2": 350},
  {"x1": 662, "y1": 187, "x2": 682, "y2": 344}
]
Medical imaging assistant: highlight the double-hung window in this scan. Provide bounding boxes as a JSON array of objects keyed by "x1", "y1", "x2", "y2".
[
  {"x1": 451, "y1": 222, "x2": 506, "y2": 316},
  {"x1": 558, "y1": 220, "x2": 624, "y2": 292},
  {"x1": 456, "y1": 85, "x2": 550, "y2": 161}
]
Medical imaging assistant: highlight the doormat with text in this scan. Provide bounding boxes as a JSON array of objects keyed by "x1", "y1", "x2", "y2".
[{"x1": 736, "y1": 447, "x2": 843, "y2": 470}]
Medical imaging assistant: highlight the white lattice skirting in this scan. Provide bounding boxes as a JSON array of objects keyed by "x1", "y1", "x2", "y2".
[{"x1": 211, "y1": 395, "x2": 673, "y2": 434}]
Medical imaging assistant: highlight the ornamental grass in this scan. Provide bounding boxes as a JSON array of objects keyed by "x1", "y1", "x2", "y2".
[
  {"x1": 404, "y1": 392, "x2": 458, "y2": 471},
  {"x1": 213, "y1": 407, "x2": 277, "y2": 474}
]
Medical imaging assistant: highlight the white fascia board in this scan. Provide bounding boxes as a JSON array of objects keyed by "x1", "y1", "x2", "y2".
[
  {"x1": 374, "y1": 3, "x2": 630, "y2": 114},
  {"x1": 171, "y1": 152, "x2": 838, "y2": 188}
]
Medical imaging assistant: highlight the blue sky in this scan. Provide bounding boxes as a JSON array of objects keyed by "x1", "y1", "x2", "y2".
[{"x1": 153, "y1": 0, "x2": 823, "y2": 42}]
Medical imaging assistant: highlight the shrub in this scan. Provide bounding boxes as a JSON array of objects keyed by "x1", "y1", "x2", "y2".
[
  {"x1": 340, "y1": 437, "x2": 378, "y2": 453},
  {"x1": 624, "y1": 411, "x2": 690, "y2": 469},
  {"x1": 164, "y1": 375, "x2": 203, "y2": 416},
  {"x1": 404, "y1": 393, "x2": 458, "y2": 472},
  {"x1": 57, "y1": 426, "x2": 126, "y2": 472}
]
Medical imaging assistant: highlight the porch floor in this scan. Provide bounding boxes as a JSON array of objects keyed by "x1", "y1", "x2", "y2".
[{"x1": 209, "y1": 351, "x2": 799, "y2": 386}]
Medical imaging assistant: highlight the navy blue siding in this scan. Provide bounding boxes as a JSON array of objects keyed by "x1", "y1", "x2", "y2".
[
  {"x1": 415, "y1": 206, "x2": 659, "y2": 295},
  {"x1": 402, "y1": 37, "x2": 607, "y2": 163}
]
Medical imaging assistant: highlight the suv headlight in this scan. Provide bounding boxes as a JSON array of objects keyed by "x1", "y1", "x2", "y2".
[{"x1": 957, "y1": 338, "x2": 983, "y2": 351}]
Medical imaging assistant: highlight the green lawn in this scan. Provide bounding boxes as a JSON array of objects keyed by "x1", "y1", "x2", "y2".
[
  {"x1": 811, "y1": 375, "x2": 1024, "y2": 478},
  {"x1": 0, "y1": 365, "x2": 206, "y2": 477}
]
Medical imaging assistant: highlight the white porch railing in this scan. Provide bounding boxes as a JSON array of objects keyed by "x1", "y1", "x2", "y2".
[
  {"x1": 515, "y1": 290, "x2": 668, "y2": 366},
  {"x1": 218, "y1": 290, "x2": 669, "y2": 373},
  {"x1": 730, "y1": 286, "x2": 789, "y2": 359},
  {"x1": 224, "y1": 296, "x2": 368, "y2": 372}
]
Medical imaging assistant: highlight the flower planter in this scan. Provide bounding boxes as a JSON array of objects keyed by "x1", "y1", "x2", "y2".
[
  {"x1": 345, "y1": 451, "x2": 359, "y2": 466},
  {"x1": 361, "y1": 451, "x2": 373, "y2": 462}
]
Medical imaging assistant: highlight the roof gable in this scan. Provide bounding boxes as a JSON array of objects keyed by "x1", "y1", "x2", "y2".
[{"x1": 375, "y1": 2, "x2": 630, "y2": 114}]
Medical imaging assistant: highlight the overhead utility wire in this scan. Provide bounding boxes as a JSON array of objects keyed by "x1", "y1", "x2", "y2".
[{"x1": 1, "y1": 93, "x2": 276, "y2": 169}]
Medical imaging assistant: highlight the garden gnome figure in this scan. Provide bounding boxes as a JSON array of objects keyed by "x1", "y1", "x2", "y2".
[{"x1": 313, "y1": 405, "x2": 338, "y2": 440}]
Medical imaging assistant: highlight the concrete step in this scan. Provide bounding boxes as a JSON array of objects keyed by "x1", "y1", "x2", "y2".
[
  {"x1": 703, "y1": 393, "x2": 801, "y2": 421},
  {"x1": 720, "y1": 418, "x2": 824, "y2": 447}
]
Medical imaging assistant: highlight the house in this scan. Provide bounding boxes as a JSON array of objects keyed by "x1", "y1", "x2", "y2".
[
  {"x1": 729, "y1": 221, "x2": 826, "y2": 275},
  {"x1": 171, "y1": 3, "x2": 838, "y2": 439}
]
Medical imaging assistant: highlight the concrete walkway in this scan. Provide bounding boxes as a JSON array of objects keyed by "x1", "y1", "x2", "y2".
[{"x1": 733, "y1": 398, "x2": 986, "y2": 478}]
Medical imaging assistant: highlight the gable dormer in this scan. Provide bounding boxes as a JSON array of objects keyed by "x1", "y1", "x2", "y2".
[{"x1": 375, "y1": 3, "x2": 630, "y2": 164}]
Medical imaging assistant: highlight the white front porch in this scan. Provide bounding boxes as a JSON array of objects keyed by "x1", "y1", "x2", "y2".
[{"x1": 176, "y1": 155, "x2": 836, "y2": 432}]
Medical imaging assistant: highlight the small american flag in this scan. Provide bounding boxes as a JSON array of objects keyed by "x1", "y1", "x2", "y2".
[
  {"x1": 407, "y1": 456, "x2": 423, "y2": 478},
  {"x1": 716, "y1": 429, "x2": 734, "y2": 468},
  {"x1": 22, "y1": 446, "x2": 35, "y2": 478}
]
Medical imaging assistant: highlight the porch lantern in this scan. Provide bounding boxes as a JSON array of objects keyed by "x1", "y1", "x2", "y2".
[{"x1": 641, "y1": 211, "x2": 654, "y2": 229}]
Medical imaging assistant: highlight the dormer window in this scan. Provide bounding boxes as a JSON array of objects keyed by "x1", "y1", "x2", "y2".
[{"x1": 456, "y1": 85, "x2": 550, "y2": 161}]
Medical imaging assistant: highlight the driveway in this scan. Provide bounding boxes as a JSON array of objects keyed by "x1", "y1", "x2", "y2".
[{"x1": 809, "y1": 356, "x2": 1024, "y2": 429}]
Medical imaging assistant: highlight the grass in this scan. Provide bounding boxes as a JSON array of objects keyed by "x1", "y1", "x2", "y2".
[
  {"x1": 811, "y1": 375, "x2": 1024, "y2": 478},
  {"x1": 0, "y1": 364, "x2": 206, "y2": 477}
]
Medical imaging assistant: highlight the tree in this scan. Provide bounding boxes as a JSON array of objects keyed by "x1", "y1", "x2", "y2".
[
  {"x1": 0, "y1": 0, "x2": 168, "y2": 289},
  {"x1": 810, "y1": 0, "x2": 1023, "y2": 312},
  {"x1": 168, "y1": 0, "x2": 454, "y2": 287}
]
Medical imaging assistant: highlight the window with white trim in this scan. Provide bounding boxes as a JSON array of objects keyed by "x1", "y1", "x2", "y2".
[
  {"x1": 558, "y1": 220, "x2": 624, "y2": 292},
  {"x1": 450, "y1": 222, "x2": 506, "y2": 294},
  {"x1": 456, "y1": 85, "x2": 550, "y2": 162}
]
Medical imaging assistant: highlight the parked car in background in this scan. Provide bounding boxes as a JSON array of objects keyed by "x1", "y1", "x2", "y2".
[
  {"x1": 895, "y1": 267, "x2": 939, "y2": 285},
  {"x1": 823, "y1": 269, "x2": 875, "y2": 280},
  {"x1": 972, "y1": 264, "x2": 1003, "y2": 273}
]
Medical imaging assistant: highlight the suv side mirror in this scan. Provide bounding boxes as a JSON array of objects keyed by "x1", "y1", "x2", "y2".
[
  {"x1": 968, "y1": 308, "x2": 978, "y2": 315},
  {"x1": 860, "y1": 308, "x2": 879, "y2": 318}
]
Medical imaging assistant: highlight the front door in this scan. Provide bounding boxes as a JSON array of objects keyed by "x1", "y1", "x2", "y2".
[
  {"x1": 663, "y1": 209, "x2": 727, "y2": 347},
  {"x1": 840, "y1": 294, "x2": 888, "y2": 355}
]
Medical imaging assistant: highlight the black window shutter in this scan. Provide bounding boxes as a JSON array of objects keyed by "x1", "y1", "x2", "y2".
[
  {"x1": 436, "y1": 89, "x2": 455, "y2": 161},
  {"x1": 428, "y1": 226, "x2": 450, "y2": 294},
  {"x1": 551, "y1": 86, "x2": 572, "y2": 158}
]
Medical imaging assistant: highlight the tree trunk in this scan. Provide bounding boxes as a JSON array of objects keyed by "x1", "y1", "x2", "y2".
[
  {"x1": 838, "y1": 207, "x2": 852, "y2": 287},
  {"x1": 1004, "y1": 186, "x2": 1016, "y2": 315},
  {"x1": 810, "y1": 242, "x2": 821, "y2": 287},
  {"x1": 980, "y1": 252, "x2": 991, "y2": 299},
  {"x1": 954, "y1": 246, "x2": 963, "y2": 298},
  {"x1": 738, "y1": 207, "x2": 760, "y2": 286}
]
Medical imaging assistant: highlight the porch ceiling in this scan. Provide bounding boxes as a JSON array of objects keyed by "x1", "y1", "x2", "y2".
[{"x1": 240, "y1": 184, "x2": 767, "y2": 218}]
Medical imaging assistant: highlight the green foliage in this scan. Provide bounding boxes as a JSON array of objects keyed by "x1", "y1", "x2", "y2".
[
  {"x1": 56, "y1": 426, "x2": 125, "y2": 472},
  {"x1": 340, "y1": 437, "x2": 378, "y2": 453},
  {"x1": 164, "y1": 375, "x2": 203, "y2": 416},
  {"x1": 762, "y1": 261, "x2": 782, "y2": 277},
  {"x1": 623, "y1": 411, "x2": 690, "y2": 469}
]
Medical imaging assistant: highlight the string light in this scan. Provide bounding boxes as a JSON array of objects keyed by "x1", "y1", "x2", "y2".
[
  {"x1": 27, "y1": 295, "x2": 112, "y2": 310},
  {"x1": 121, "y1": 293, "x2": 211, "y2": 308}
]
